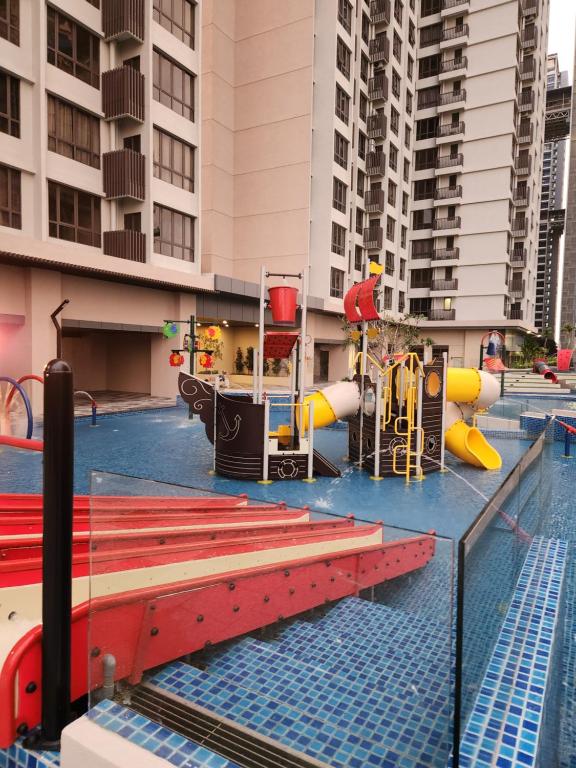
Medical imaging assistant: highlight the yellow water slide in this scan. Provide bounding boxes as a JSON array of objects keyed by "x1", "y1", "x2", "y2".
[{"x1": 445, "y1": 368, "x2": 502, "y2": 470}]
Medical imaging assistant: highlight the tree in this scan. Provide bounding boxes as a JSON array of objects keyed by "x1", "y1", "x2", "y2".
[
  {"x1": 561, "y1": 323, "x2": 575, "y2": 348},
  {"x1": 234, "y1": 347, "x2": 244, "y2": 374},
  {"x1": 245, "y1": 346, "x2": 254, "y2": 373},
  {"x1": 342, "y1": 313, "x2": 426, "y2": 361},
  {"x1": 520, "y1": 335, "x2": 542, "y2": 365},
  {"x1": 263, "y1": 358, "x2": 270, "y2": 375},
  {"x1": 272, "y1": 358, "x2": 282, "y2": 375}
]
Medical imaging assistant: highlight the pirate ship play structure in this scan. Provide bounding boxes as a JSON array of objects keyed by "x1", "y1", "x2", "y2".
[{"x1": 179, "y1": 264, "x2": 502, "y2": 481}]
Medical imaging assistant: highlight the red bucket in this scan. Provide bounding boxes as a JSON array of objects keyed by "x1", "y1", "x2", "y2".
[{"x1": 268, "y1": 286, "x2": 298, "y2": 325}]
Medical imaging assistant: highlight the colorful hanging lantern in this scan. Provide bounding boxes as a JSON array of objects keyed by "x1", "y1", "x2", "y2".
[
  {"x1": 169, "y1": 352, "x2": 185, "y2": 367},
  {"x1": 199, "y1": 353, "x2": 213, "y2": 369},
  {"x1": 205, "y1": 325, "x2": 222, "y2": 340},
  {"x1": 163, "y1": 322, "x2": 178, "y2": 339}
]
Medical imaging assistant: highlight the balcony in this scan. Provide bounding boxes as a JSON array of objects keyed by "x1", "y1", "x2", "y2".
[
  {"x1": 439, "y1": 89, "x2": 466, "y2": 106},
  {"x1": 367, "y1": 112, "x2": 387, "y2": 139},
  {"x1": 519, "y1": 90, "x2": 534, "y2": 112},
  {"x1": 436, "y1": 153, "x2": 464, "y2": 169},
  {"x1": 509, "y1": 280, "x2": 525, "y2": 298},
  {"x1": 431, "y1": 278, "x2": 458, "y2": 291},
  {"x1": 515, "y1": 155, "x2": 532, "y2": 175},
  {"x1": 366, "y1": 151, "x2": 387, "y2": 176},
  {"x1": 433, "y1": 216, "x2": 461, "y2": 230},
  {"x1": 418, "y1": 91, "x2": 441, "y2": 110},
  {"x1": 511, "y1": 218, "x2": 528, "y2": 237},
  {"x1": 510, "y1": 248, "x2": 527, "y2": 268},
  {"x1": 432, "y1": 247, "x2": 460, "y2": 260},
  {"x1": 368, "y1": 74, "x2": 389, "y2": 101},
  {"x1": 365, "y1": 188, "x2": 385, "y2": 212},
  {"x1": 517, "y1": 124, "x2": 533, "y2": 144},
  {"x1": 520, "y1": 59, "x2": 536, "y2": 80},
  {"x1": 103, "y1": 230, "x2": 146, "y2": 263},
  {"x1": 521, "y1": 27, "x2": 538, "y2": 48},
  {"x1": 507, "y1": 308, "x2": 524, "y2": 320},
  {"x1": 522, "y1": 0, "x2": 538, "y2": 15},
  {"x1": 369, "y1": 35, "x2": 390, "y2": 63},
  {"x1": 429, "y1": 308, "x2": 456, "y2": 320},
  {"x1": 364, "y1": 225, "x2": 384, "y2": 249},
  {"x1": 442, "y1": 0, "x2": 470, "y2": 12},
  {"x1": 102, "y1": 66, "x2": 145, "y2": 122},
  {"x1": 438, "y1": 121, "x2": 465, "y2": 138},
  {"x1": 441, "y1": 24, "x2": 469, "y2": 43},
  {"x1": 440, "y1": 56, "x2": 468, "y2": 75},
  {"x1": 513, "y1": 187, "x2": 530, "y2": 206},
  {"x1": 103, "y1": 0, "x2": 144, "y2": 42},
  {"x1": 103, "y1": 149, "x2": 146, "y2": 200},
  {"x1": 370, "y1": 0, "x2": 391, "y2": 24},
  {"x1": 434, "y1": 185, "x2": 462, "y2": 200}
]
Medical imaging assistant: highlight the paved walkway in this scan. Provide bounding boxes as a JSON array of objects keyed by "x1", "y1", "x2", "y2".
[{"x1": 74, "y1": 390, "x2": 176, "y2": 417}]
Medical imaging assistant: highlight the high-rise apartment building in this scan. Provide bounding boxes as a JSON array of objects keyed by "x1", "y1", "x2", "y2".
[
  {"x1": 0, "y1": 0, "x2": 551, "y2": 408},
  {"x1": 534, "y1": 53, "x2": 568, "y2": 335}
]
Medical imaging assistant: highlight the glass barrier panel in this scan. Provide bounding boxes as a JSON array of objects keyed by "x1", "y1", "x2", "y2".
[{"x1": 87, "y1": 472, "x2": 455, "y2": 768}]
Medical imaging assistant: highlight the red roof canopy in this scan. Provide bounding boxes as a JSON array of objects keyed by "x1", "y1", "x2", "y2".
[{"x1": 344, "y1": 275, "x2": 381, "y2": 322}]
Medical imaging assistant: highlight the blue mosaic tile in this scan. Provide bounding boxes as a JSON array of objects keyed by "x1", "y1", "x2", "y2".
[
  {"x1": 458, "y1": 537, "x2": 568, "y2": 768},
  {"x1": 0, "y1": 743, "x2": 60, "y2": 768}
]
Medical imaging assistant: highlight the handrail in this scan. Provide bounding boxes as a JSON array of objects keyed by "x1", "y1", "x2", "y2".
[
  {"x1": 5, "y1": 375, "x2": 43, "y2": 413},
  {"x1": 0, "y1": 435, "x2": 44, "y2": 451},
  {"x1": 0, "y1": 377, "x2": 33, "y2": 440},
  {"x1": 74, "y1": 390, "x2": 98, "y2": 426}
]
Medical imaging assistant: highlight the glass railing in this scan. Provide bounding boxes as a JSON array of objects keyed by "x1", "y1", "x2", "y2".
[{"x1": 87, "y1": 472, "x2": 456, "y2": 767}]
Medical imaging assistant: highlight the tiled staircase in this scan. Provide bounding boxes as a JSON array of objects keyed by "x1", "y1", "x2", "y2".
[
  {"x1": 138, "y1": 598, "x2": 453, "y2": 767},
  {"x1": 502, "y1": 370, "x2": 571, "y2": 394}
]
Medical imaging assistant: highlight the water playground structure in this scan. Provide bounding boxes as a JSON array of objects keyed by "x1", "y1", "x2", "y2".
[{"x1": 179, "y1": 265, "x2": 503, "y2": 481}]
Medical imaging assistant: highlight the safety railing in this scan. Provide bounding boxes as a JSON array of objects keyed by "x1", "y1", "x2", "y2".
[{"x1": 74, "y1": 390, "x2": 98, "y2": 426}]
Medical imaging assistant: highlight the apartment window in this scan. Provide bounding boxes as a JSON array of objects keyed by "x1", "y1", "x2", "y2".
[
  {"x1": 360, "y1": 54, "x2": 369, "y2": 84},
  {"x1": 153, "y1": 49, "x2": 195, "y2": 121},
  {"x1": 124, "y1": 134, "x2": 141, "y2": 152},
  {"x1": 419, "y1": 54, "x2": 440, "y2": 79},
  {"x1": 361, "y1": 13, "x2": 370, "y2": 44},
  {"x1": 335, "y1": 85, "x2": 350, "y2": 124},
  {"x1": 413, "y1": 209, "x2": 434, "y2": 230},
  {"x1": 385, "y1": 250, "x2": 395, "y2": 276},
  {"x1": 153, "y1": 127, "x2": 195, "y2": 192},
  {"x1": 420, "y1": 22, "x2": 442, "y2": 47},
  {"x1": 392, "y1": 70, "x2": 401, "y2": 99},
  {"x1": 358, "y1": 131, "x2": 366, "y2": 160},
  {"x1": 394, "y1": 0, "x2": 403, "y2": 24},
  {"x1": 0, "y1": 0, "x2": 19, "y2": 45},
  {"x1": 356, "y1": 207, "x2": 364, "y2": 235},
  {"x1": 330, "y1": 267, "x2": 345, "y2": 298},
  {"x1": 0, "y1": 72, "x2": 19, "y2": 138},
  {"x1": 357, "y1": 169, "x2": 365, "y2": 198},
  {"x1": 124, "y1": 55, "x2": 140, "y2": 71},
  {"x1": 416, "y1": 116, "x2": 438, "y2": 140},
  {"x1": 418, "y1": 85, "x2": 440, "y2": 109},
  {"x1": 411, "y1": 268, "x2": 432, "y2": 288},
  {"x1": 403, "y1": 158, "x2": 410, "y2": 182},
  {"x1": 355, "y1": 245, "x2": 363, "y2": 271},
  {"x1": 410, "y1": 297, "x2": 431, "y2": 316},
  {"x1": 399, "y1": 258, "x2": 406, "y2": 281},
  {"x1": 389, "y1": 144, "x2": 398, "y2": 172},
  {"x1": 421, "y1": 0, "x2": 441, "y2": 15},
  {"x1": 153, "y1": 203, "x2": 195, "y2": 261},
  {"x1": 393, "y1": 32, "x2": 402, "y2": 62},
  {"x1": 383, "y1": 285, "x2": 393, "y2": 310},
  {"x1": 402, "y1": 192, "x2": 408, "y2": 216},
  {"x1": 47, "y1": 95, "x2": 100, "y2": 169},
  {"x1": 334, "y1": 131, "x2": 349, "y2": 169},
  {"x1": 0, "y1": 164, "x2": 21, "y2": 228},
  {"x1": 48, "y1": 181, "x2": 101, "y2": 246},
  {"x1": 47, "y1": 8, "x2": 100, "y2": 88},
  {"x1": 153, "y1": 0, "x2": 196, "y2": 49},
  {"x1": 409, "y1": 20, "x2": 415, "y2": 47},
  {"x1": 336, "y1": 37, "x2": 351, "y2": 79},
  {"x1": 406, "y1": 90, "x2": 413, "y2": 115},
  {"x1": 414, "y1": 178, "x2": 436, "y2": 201},
  {"x1": 333, "y1": 177, "x2": 347, "y2": 213},
  {"x1": 401, "y1": 225, "x2": 407, "y2": 249},
  {"x1": 124, "y1": 212, "x2": 141, "y2": 231},
  {"x1": 407, "y1": 55, "x2": 414, "y2": 81},
  {"x1": 386, "y1": 215, "x2": 395, "y2": 241},
  {"x1": 404, "y1": 125, "x2": 412, "y2": 149},
  {"x1": 338, "y1": 0, "x2": 352, "y2": 33},
  {"x1": 412, "y1": 239, "x2": 433, "y2": 258},
  {"x1": 332, "y1": 222, "x2": 346, "y2": 256},
  {"x1": 388, "y1": 180, "x2": 397, "y2": 206},
  {"x1": 415, "y1": 147, "x2": 437, "y2": 171},
  {"x1": 398, "y1": 290, "x2": 406, "y2": 312},
  {"x1": 359, "y1": 92, "x2": 367, "y2": 121},
  {"x1": 390, "y1": 107, "x2": 399, "y2": 136}
]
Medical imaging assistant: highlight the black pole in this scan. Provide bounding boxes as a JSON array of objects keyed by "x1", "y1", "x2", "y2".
[
  {"x1": 50, "y1": 300, "x2": 69, "y2": 359},
  {"x1": 25, "y1": 359, "x2": 74, "y2": 750},
  {"x1": 189, "y1": 314, "x2": 195, "y2": 419}
]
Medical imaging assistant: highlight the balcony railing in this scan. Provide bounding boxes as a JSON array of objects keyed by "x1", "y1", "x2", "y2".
[
  {"x1": 507, "y1": 308, "x2": 523, "y2": 320},
  {"x1": 367, "y1": 112, "x2": 387, "y2": 139},
  {"x1": 370, "y1": 0, "x2": 391, "y2": 24},
  {"x1": 510, "y1": 248, "x2": 527, "y2": 268},
  {"x1": 368, "y1": 74, "x2": 389, "y2": 101},
  {"x1": 513, "y1": 187, "x2": 530, "y2": 206},
  {"x1": 369, "y1": 35, "x2": 390, "y2": 63},
  {"x1": 102, "y1": 66, "x2": 145, "y2": 122},
  {"x1": 103, "y1": 149, "x2": 146, "y2": 200},
  {"x1": 431, "y1": 278, "x2": 458, "y2": 291},
  {"x1": 517, "y1": 124, "x2": 533, "y2": 143},
  {"x1": 435, "y1": 185, "x2": 462, "y2": 200},
  {"x1": 440, "y1": 56, "x2": 467, "y2": 74},
  {"x1": 366, "y1": 151, "x2": 387, "y2": 176},
  {"x1": 519, "y1": 90, "x2": 534, "y2": 112},
  {"x1": 515, "y1": 155, "x2": 532, "y2": 175},
  {"x1": 420, "y1": 26, "x2": 443, "y2": 47},
  {"x1": 439, "y1": 89, "x2": 466, "y2": 106},
  {"x1": 438, "y1": 121, "x2": 465, "y2": 138},
  {"x1": 363, "y1": 225, "x2": 384, "y2": 249},
  {"x1": 429, "y1": 308, "x2": 456, "y2": 320},
  {"x1": 433, "y1": 216, "x2": 461, "y2": 230},
  {"x1": 418, "y1": 91, "x2": 441, "y2": 109},
  {"x1": 103, "y1": 0, "x2": 144, "y2": 42},
  {"x1": 521, "y1": 27, "x2": 538, "y2": 48},
  {"x1": 103, "y1": 230, "x2": 146, "y2": 262},
  {"x1": 436, "y1": 153, "x2": 464, "y2": 169},
  {"x1": 412, "y1": 247, "x2": 434, "y2": 259},
  {"x1": 522, "y1": 0, "x2": 538, "y2": 15},
  {"x1": 365, "y1": 188, "x2": 385, "y2": 212},
  {"x1": 511, "y1": 218, "x2": 528, "y2": 237},
  {"x1": 441, "y1": 24, "x2": 469, "y2": 43},
  {"x1": 520, "y1": 59, "x2": 536, "y2": 80},
  {"x1": 432, "y1": 247, "x2": 460, "y2": 260},
  {"x1": 509, "y1": 280, "x2": 525, "y2": 298}
]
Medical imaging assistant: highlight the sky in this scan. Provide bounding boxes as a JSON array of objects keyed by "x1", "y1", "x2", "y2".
[{"x1": 548, "y1": 0, "x2": 576, "y2": 77}]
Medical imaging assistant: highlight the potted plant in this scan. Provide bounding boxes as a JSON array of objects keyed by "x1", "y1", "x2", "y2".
[
  {"x1": 234, "y1": 347, "x2": 244, "y2": 374},
  {"x1": 245, "y1": 346, "x2": 254, "y2": 374}
]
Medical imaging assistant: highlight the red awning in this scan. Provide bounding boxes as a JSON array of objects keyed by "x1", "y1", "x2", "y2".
[{"x1": 263, "y1": 332, "x2": 299, "y2": 359}]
